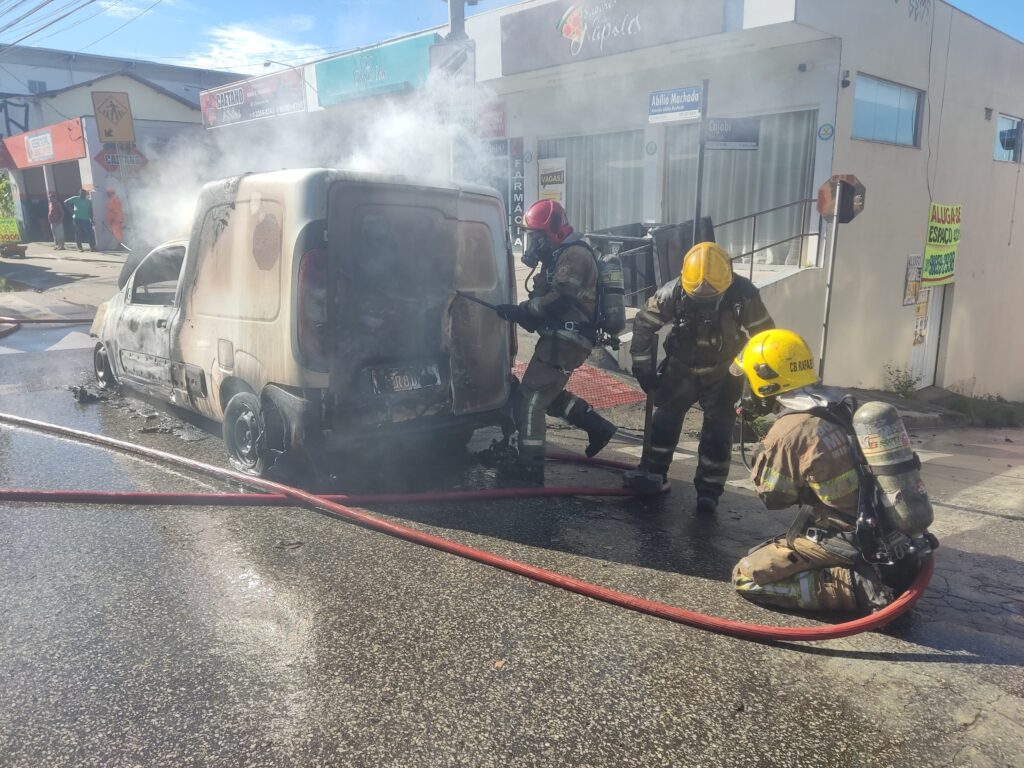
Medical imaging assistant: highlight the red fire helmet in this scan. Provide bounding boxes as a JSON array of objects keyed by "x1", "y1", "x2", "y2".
[{"x1": 523, "y1": 199, "x2": 574, "y2": 246}]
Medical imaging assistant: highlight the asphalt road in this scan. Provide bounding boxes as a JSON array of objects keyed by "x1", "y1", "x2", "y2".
[{"x1": 0, "y1": 332, "x2": 1022, "y2": 768}]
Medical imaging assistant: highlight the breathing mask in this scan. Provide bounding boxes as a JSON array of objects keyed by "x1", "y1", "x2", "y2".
[{"x1": 521, "y1": 231, "x2": 551, "y2": 269}]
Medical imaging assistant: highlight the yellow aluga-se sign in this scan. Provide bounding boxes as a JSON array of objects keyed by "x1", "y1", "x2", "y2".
[
  {"x1": 921, "y1": 202, "x2": 961, "y2": 287},
  {"x1": 91, "y1": 91, "x2": 135, "y2": 144}
]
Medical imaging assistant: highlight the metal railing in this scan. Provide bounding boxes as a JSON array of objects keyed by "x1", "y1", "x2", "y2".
[
  {"x1": 716, "y1": 198, "x2": 821, "y2": 283},
  {"x1": 586, "y1": 197, "x2": 824, "y2": 307}
]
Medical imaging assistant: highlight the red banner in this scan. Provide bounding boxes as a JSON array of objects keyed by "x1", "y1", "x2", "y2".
[
  {"x1": 200, "y1": 69, "x2": 307, "y2": 128},
  {"x1": 2, "y1": 118, "x2": 87, "y2": 169}
]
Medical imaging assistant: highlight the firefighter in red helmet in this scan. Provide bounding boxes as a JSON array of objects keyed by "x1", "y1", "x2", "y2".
[{"x1": 494, "y1": 199, "x2": 617, "y2": 483}]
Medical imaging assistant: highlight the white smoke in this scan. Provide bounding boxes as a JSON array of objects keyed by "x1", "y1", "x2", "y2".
[{"x1": 127, "y1": 71, "x2": 500, "y2": 249}]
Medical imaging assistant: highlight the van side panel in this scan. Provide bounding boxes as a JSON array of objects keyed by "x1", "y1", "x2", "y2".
[{"x1": 176, "y1": 175, "x2": 301, "y2": 421}]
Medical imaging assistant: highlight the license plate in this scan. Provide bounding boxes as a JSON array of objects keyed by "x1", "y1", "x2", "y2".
[{"x1": 371, "y1": 365, "x2": 440, "y2": 394}]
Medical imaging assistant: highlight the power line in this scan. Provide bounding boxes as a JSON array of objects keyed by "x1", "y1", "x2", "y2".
[
  {"x1": 30, "y1": 0, "x2": 124, "y2": 42},
  {"x1": 0, "y1": 2, "x2": 28, "y2": 19},
  {"x1": 0, "y1": 0, "x2": 59, "y2": 35},
  {"x1": 77, "y1": 0, "x2": 161, "y2": 52},
  {"x1": 0, "y1": 61, "x2": 73, "y2": 118},
  {"x1": 0, "y1": 0, "x2": 96, "y2": 56},
  {"x1": 1, "y1": 0, "x2": 91, "y2": 36},
  {"x1": 0, "y1": 2, "x2": 35, "y2": 22}
]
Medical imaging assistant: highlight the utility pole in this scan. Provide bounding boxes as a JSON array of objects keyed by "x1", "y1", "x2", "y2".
[
  {"x1": 443, "y1": 0, "x2": 479, "y2": 41},
  {"x1": 692, "y1": 79, "x2": 710, "y2": 249}
]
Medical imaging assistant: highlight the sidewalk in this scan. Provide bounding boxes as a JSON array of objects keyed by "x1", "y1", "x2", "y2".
[
  {"x1": 517, "y1": 322, "x2": 968, "y2": 435},
  {"x1": 0, "y1": 242, "x2": 125, "y2": 319}
]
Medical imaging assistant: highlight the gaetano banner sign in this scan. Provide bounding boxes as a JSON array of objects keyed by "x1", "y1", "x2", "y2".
[{"x1": 921, "y1": 203, "x2": 961, "y2": 286}]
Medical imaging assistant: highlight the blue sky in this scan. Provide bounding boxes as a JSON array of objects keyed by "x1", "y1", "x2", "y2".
[{"x1": 4, "y1": 0, "x2": 1022, "y2": 74}]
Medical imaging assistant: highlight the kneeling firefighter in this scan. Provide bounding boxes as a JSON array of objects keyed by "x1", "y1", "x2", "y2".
[
  {"x1": 729, "y1": 329, "x2": 938, "y2": 612},
  {"x1": 625, "y1": 242, "x2": 774, "y2": 512},
  {"x1": 494, "y1": 199, "x2": 621, "y2": 481}
]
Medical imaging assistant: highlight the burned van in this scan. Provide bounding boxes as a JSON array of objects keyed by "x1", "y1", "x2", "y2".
[{"x1": 91, "y1": 169, "x2": 517, "y2": 475}]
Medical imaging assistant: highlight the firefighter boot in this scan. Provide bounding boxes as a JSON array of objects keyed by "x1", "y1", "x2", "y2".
[
  {"x1": 695, "y1": 495, "x2": 719, "y2": 514},
  {"x1": 623, "y1": 466, "x2": 670, "y2": 496},
  {"x1": 501, "y1": 455, "x2": 546, "y2": 487},
  {"x1": 551, "y1": 393, "x2": 618, "y2": 458}
]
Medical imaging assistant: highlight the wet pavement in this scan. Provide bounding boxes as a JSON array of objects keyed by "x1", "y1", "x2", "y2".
[{"x1": 0, "y1": 332, "x2": 1022, "y2": 767}]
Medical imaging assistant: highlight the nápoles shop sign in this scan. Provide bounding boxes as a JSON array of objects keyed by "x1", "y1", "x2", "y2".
[{"x1": 501, "y1": 0, "x2": 725, "y2": 75}]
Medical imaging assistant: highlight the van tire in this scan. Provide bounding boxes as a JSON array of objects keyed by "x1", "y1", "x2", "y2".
[
  {"x1": 93, "y1": 343, "x2": 117, "y2": 390},
  {"x1": 224, "y1": 392, "x2": 269, "y2": 476}
]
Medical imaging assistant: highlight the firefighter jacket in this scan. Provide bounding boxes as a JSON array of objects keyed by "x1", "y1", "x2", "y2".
[
  {"x1": 521, "y1": 236, "x2": 598, "y2": 347},
  {"x1": 630, "y1": 275, "x2": 774, "y2": 381},
  {"x1": 751, "y1": 411, "x2": 860, "y2": 530}
]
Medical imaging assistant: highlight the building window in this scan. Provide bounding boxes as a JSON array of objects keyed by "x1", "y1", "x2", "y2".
[
  {"x1": 537, "y1": 130, "x2": 644, "y2": 233},
  {"x1": 664, "y1": 110, "x2": 818, "y2": 268},
  {"x1": 852, "y1": 74, "x2": 922, "y2": 147},
  {"x1": 27, "y1": 79, "x2": 46, "y2": 94},
  {"x1": 994, "y1": 115, "x2": 1022, "y2": 162}
]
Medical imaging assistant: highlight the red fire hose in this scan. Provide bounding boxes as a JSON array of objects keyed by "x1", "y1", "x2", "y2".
[
  {"x1": 0, "y1": 412, "x2": 934, "y2": 643},
  {"x1": 0, "y1": 315, "x2": 93, "y2": 340}
]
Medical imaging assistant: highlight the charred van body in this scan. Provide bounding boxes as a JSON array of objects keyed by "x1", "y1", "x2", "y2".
[{"x1": 91, "y1": 169, "x2": 517, "y2": 475}]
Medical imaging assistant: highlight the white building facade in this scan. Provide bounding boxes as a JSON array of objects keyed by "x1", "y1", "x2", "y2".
[{"x1": 206, "y1": 0, "x2": 1024, "y2": 400}]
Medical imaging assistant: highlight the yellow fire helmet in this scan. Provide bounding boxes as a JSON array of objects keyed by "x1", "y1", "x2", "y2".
[
  {"x1": 730, "y1": 329, "x2": 820, "y2": 397},
  {"x1": 681, "y1": 242, "x2": 734, "y2": 300}
]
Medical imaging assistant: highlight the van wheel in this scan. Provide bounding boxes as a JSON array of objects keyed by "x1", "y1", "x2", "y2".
[
  {"x1": 224, "y1": 392, "x2": 268, "y2": 476},
  {"x1": 93, "y1": 343, "x2": 116, "y2": 390}
]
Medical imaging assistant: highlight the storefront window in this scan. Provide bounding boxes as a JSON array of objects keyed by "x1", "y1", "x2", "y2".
[
  {"x1": 538, "y1": 130, "x2": 644, "y2": 233},
  {"x1": 664, "y1": 110, "x2": 818, "y2": 267}
]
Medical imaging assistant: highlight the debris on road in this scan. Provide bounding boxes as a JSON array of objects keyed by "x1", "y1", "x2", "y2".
[{"x1": 70, "y1": 384, "x2": 106, "y2": 404}]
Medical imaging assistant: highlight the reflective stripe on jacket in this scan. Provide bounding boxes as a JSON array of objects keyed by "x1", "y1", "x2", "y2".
[
  {"x1": 630, "y1": 275, "x2": 774, "y2": 376},
  {"x1": 751, "y1": 411, "x2": 860, "y2": 521}
]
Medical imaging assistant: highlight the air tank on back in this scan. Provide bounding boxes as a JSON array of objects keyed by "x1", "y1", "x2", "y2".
[
  {"x1": 852, "y1": 401, "x2": 934, "y2": 537},
  {"x1": 597, "y1": 253, "x2": 626, "y2": 336}
]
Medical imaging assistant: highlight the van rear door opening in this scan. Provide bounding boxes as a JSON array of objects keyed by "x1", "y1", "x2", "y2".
[{"x1": 327, "y1": 181, "x2": 511, "y2": 430}]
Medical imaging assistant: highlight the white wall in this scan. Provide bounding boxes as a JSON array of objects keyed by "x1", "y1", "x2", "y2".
[
  {"x1": 37, "y1": 73, "x2": 200, "y2": 126},
  {"x1": 781, "y1": 0, "x2": 1024, "y2": 399},
  {"x1": 492, "y1": 36, "x2": 840, "y2": 218}
]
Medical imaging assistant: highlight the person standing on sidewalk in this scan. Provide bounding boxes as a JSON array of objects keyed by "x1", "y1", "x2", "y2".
[
  {"x1": 624, "y1": 242, "x2": 774, "y2": 512},
  {"x1": 106, "y1": 188, "x2": 125, "y2": 246},
  {"x1": 64, "y1": 189, "x2": 96, "y2": 251},
  {"x1": 47, "y1": 192, "x2": 65, "y2": 250}
]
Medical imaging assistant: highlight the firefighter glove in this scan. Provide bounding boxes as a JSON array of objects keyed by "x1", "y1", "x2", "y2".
[{"x1": 495, "y1": 303, "x2": 528, "y2": 324}]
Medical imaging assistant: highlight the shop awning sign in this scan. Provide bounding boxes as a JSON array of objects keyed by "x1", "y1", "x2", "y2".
[
  {"x1": 921, "y1": 203, "x2": 961, "y2": 287},
  {"x1": 200, "y1": 69, "x2": 307, "y2": 129},
  {"x1": 501, "y1": 0, "x2": 726, "y2": 76},
  {"x1": 315, "y1": 34, "x2": 439, "y2": 108},
  {"x1": 706, "y1": 117, "x2": 761, "y2": 150},
  {"x1": 2, "y1": 117, "x2": 86, "y2": 168},
  {"x1": 648, "y1": 86, "x2": 703, "y2": 123},
  {"x1": 95, "y1": 145, "x2": 148, "y2": 173}
]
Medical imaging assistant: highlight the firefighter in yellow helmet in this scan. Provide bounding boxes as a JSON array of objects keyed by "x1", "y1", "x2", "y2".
[
  {"x1": 728, "y1": 329, "x2": 934, "y2": 612},
  {"x1": 625, "y1": 242, "x2": 774, "y2": 512}
]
